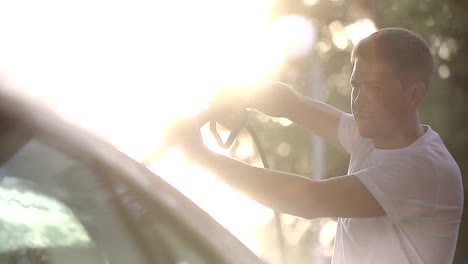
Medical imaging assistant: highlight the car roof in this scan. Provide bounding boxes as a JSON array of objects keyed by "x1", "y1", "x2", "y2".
[{"x1": 0, "y1": 83, "x2": 263, "y2": 264}]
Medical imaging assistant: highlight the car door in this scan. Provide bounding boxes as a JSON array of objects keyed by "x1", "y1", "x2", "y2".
[{"x1": 0, "y1": 88, "x2": 263, "y2": 264}]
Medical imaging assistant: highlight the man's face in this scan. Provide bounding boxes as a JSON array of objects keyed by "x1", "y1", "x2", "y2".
[{"x1": 350, "y1": 58, "x2": 410, "y2": 139}]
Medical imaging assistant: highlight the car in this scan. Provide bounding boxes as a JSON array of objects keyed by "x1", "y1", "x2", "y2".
[{"x1": 0, "y1": 85, "x2": 264, "y2": 264}]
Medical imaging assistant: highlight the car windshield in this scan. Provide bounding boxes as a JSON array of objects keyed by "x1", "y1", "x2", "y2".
[{"x1": 0, "y1": 135, "x2": 149, "y2": 264}]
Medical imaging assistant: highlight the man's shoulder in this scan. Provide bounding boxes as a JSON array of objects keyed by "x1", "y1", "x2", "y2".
[
  {"x1": 392, "y1": 129, "x2": 462, "y2": 192},
  {"x1": 415, "y1": 128, "x2": 459, "y2": 170}
]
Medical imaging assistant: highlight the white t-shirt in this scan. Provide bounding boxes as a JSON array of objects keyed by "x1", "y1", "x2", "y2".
[{"x1": 332, "y1": 113, "x2": 463, "y2": 264}]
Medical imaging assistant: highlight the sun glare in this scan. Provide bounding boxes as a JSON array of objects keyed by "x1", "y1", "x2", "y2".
[
  {"x1": 0, "y1": 0, "x2": 289, "y2": 156},
  {"x1": 0, "y1": 0, "x2": 301, "y2": 257}
]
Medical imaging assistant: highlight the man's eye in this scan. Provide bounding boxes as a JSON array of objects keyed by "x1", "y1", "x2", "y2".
[{"x1": 358, "y1": 84, "x2": 381, "y2": 91}]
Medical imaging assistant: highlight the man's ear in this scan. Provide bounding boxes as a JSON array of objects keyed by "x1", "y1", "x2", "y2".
[{"x1": 408, "y1": 82, "x2": 427, "y2": 107}]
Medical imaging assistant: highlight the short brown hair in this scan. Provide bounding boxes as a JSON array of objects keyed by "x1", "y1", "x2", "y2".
[{"x1": 351, "y1": 28, "x2": 434, "y2": 88}]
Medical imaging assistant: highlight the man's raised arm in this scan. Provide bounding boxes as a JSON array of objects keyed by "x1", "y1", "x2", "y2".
[{"x1": 216, "y1": 82, "x2": 347, "y2": 149}]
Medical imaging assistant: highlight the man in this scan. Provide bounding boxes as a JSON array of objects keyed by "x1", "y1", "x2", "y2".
[{"x1": 166, "y1": 28, "x2": 463, "y2": 263}]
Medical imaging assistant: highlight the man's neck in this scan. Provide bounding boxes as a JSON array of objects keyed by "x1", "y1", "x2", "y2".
[{"x1": 374, "y1": 118, "x2": 425, "y2": 150}]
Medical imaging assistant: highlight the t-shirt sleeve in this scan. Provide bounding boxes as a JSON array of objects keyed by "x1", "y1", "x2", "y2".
[
  {"x1": 355, "y1": 155, "x2": 438, "y2": 222},
  {"x1": 338, "y1": 113, "x2": 358, "y2": 154}
]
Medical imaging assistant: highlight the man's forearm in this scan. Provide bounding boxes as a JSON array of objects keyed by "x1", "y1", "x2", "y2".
[
  {"x1": 283, "y1": 92, "x2": 345, "y2": 148},
  {"x1": 192, "y1": 147, "x2": 325, "y2": 219}
]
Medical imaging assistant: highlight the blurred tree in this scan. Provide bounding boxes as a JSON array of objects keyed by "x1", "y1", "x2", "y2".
[{"x1": 228, "y1": 0, "x2": 468, "y2": 263}]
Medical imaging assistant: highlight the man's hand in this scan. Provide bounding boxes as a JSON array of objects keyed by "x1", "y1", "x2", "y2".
[
  {"x1": 163, "y1": 116, "x2": 207, "y2": 159},
  {"x1": 206, "y1": 88, "x2": 250, "y2": 131},
  {"x1": 250, "y1": 81, "x2": 298, "y2": 118},
  {"x1": 206, "y1": 82, "x2": 298, "y2": 126}
]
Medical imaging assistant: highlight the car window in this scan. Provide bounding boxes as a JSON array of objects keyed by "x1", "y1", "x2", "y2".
[{"x1": 0, "y1": 135, "x2": 149, "y2": 264}]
